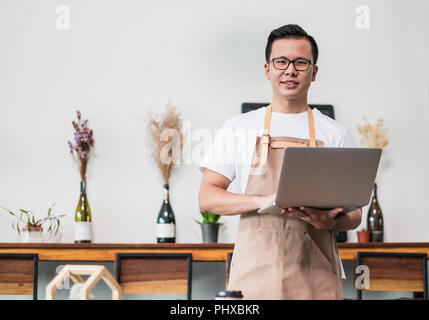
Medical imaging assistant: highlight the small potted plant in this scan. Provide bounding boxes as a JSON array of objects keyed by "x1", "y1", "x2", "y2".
[
  {"x1": 356, "y1": 228, "x2": 371, "y2": 243},
  {"x1": 1, "y1": 204, "x2": 66, "y2": 242},
  {"x1": 195, "y1": 211, "x2": 222, "y2": 243}
]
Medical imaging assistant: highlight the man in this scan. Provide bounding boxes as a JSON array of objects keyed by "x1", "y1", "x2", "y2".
[{"x1": 198, "y1": 24, "x2": 361, "y2": 299}]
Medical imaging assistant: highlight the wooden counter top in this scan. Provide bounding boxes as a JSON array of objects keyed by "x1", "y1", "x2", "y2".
[
  {"x1": 0, "y1": 243, "x2": 233, "y2": 262},
  {"x1": 1, "y1": 242, "x2": 428, "y2": 262}
]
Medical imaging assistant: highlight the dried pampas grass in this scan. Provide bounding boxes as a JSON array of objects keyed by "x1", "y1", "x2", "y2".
[
  {"x1": 146, "y1": 103, "x2": 184, "y2": 185},
  {"x1": 357, "y1": 117, "x2": 389, "y2": 150}
]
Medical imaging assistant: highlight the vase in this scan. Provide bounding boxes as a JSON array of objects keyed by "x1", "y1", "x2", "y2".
[
  {"x1": 22, "y1": 225, "x2": 43, "y2": 243},
  {"x1": 366, "y1": 183, "x2": 384, "y2": 242},
  {"x1": 156, "y1": 184, "x2": 176, "y2": 243},
  {"x1": 201, "y1": 223, "x2": 220, "y2": 243},
  {"x1": 74, "y1": 180, "x2": 93, "y2": 243}
]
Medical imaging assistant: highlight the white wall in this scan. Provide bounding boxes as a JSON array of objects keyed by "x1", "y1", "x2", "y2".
[{"x1": 1, "y1": 0, "x2": 428, "y2": 243}]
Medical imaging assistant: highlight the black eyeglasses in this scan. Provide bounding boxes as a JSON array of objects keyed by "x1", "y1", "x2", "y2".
[{"x1": 270, "y1": 57, "x2": 314, "y2": 71}]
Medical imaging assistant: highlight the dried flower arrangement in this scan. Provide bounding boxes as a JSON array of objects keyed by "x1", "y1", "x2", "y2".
[
  {"x1": 68, "y1": 111, "x2": 95, "y2": 182},
  {"x1": 357, "y1": 117, "x2": 389, "y2": 150},
  {"x1": 146, "y1": 103, "x2": 184, "y2": 185}
]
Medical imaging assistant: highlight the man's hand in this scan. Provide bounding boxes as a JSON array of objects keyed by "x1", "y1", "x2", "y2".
[
  {"x1": 199, "y1": 168, "x2": 278, "y2": 216},
  {"x1": 256, "y1": 193, "x2": 276, "y2": 209},
  {"x1": 280, "y1": 206, "x2": 344, "y2": 230}
]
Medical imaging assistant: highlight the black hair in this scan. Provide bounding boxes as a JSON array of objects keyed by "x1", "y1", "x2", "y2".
[{"x1": 265, "y1": 24, "x2": 319, "y2": 64}]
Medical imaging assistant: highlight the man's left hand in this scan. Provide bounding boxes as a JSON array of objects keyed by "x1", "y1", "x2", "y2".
[{"x1": 280, "y1": 206, "x2": 344, "y2": 230}]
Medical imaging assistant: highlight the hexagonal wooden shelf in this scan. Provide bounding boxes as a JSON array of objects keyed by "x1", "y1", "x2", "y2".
[{"x1": 46, "y1": 264, "x2": 122, "y2": 300}]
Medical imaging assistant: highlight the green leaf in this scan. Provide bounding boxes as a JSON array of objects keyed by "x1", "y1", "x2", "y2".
[
  {"x1": 47, "y1": 203, "x2": 55, "y2": 217},
  {"x1": 193, "y1": 217, "x2": 202, "y2": 225},
  {"x1": 1, "y1": 206, "x2": 16, "y2": 217},
  {"x1": 56, "y1": 219, "x2": 61, "y2": 234}
]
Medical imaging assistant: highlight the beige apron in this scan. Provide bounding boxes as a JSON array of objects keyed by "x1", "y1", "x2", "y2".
[{"x1": 227, "y1": 105, "x2": 343, "y2": 300}]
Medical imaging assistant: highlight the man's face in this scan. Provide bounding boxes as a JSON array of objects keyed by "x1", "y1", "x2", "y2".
[{"x1": 264, "y1": 38, "x2": 318, "y2": 101}]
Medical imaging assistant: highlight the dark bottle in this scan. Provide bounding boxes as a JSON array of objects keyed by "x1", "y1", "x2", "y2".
[
  {"x1": 367, "y1": 183, "x2": 383, "y2": 242},
  {"x1": 74, "y1": 181, "x2": 92, "y2": 243},
  {"x1": 156, "y1": 184, "x2": 176, "y2": 243}
]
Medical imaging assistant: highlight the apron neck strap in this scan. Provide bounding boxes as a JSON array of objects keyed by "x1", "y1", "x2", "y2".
[
  {"x1": 307, "y1": 106, "x2": 316, "y2": 147},
  {"x1": 264, "y1": 104, "x2": 272, "y2": 136},
  {"x1": 263, "y1": 104, "x2": 316, "y2": 147}
]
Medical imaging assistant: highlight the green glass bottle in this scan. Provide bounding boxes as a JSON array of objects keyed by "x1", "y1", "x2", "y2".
[
  {"x1": 367, "y1": 183, "x2": 384, "y2": 242},
  {"x1": 74, "y1": 181, "x2": 92, "y2": 243},
  {"x1": 156, "y1": 184, "x2": 176, "y2": 243}
]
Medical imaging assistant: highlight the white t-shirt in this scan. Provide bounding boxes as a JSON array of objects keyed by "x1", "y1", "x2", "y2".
[
  {"x1": 199, "y1": 106, "x2": 357, "y2": 194},
  {"x1": 198, "y1": 106, "x2": 356, "y2": 280}
]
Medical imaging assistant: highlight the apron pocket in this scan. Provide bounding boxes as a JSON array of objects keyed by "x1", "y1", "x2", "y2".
[{"x1": 302, "y1": 231, "x2": 337, "y2": 273}]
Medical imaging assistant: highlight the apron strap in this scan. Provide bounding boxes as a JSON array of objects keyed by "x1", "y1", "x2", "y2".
[
  {"x1": 258, "y1": 104, "x2": 316, "y2": 167},
  {"x1": 264, "y1": 104, "x2": 272, "y2": 136},
  {"x1": 307, "y1": 107, "x2": 316, "y2": 147},
  {"x1": 258, "y1": 105, "x2": 272, "y2": 167}
]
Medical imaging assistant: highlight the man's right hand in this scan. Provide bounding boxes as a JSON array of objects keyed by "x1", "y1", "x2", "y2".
[{"x1": 199, "y1": 168, "x2": 277, "y2": 215}]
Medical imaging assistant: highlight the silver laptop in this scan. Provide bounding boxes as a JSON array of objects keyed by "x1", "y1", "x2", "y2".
[{"x1": 257, "y1": 147, "x2": 382, "y2": 214}]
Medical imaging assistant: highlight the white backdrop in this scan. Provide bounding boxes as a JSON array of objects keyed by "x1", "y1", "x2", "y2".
[{"x1": 1, "y1": 0, "x2": 428, "y2": 243}]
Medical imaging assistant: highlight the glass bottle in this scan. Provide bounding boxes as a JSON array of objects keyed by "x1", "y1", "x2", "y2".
[
  {"x1": 367, "y1": 183, "x2": 383, "y2": 242},
  {"x1": 156, "y1": 184, "x2": 176, "y2": 243},
  {"x1": 74, "y1": 181, "x2": 92, "y2": 243}
]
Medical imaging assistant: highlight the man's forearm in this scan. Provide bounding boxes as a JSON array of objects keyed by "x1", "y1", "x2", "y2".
[
  {"x1": 332, "y1": 208, "x2": 362, "y2": 231},
  {"x1": 198, "y1": 185, "x2": 265, "y2": 216}
]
